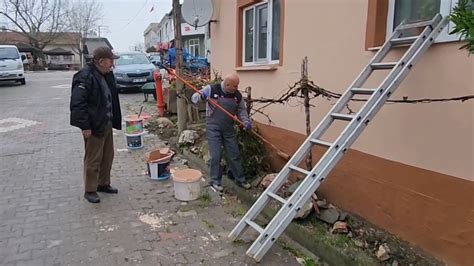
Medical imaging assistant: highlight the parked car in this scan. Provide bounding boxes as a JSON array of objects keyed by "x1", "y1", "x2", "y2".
[
  {"x1": 114, "y1": 52, "x2": 156, "y2": 92},
  {"x1": 0, "y1": 45, "x2": 26, "y2": 85},
  {"x1": 148, "y1": 54, "x2": 163, "y2": 68}
]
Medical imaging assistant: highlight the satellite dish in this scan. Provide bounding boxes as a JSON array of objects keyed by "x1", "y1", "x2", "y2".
[{"x1": 182, "y1": 0, "x2": 213, "y2": 28}]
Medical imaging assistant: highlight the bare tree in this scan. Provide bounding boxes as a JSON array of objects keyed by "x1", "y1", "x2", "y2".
[
  {"x1": 132, "y1": 42, "x2": 145, "y2": 52},
  {"x1": 64, "y1": 0, "x2": 103, "y2": 65},
  {"x1": 0, "y1": 0, "x2": 67, "y2": 62}
]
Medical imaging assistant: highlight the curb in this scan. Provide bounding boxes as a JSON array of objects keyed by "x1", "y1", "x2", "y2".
[{"x1": 182, "y1": 149, "x2": 378, "y2": 266}]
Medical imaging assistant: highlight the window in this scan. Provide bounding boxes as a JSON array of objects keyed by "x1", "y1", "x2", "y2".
[
  {"x1": 63, "y1": 55, "x2": 73, "y2": 61},
  {"x1": 242, "y1": 0, "x2": 280, "y2": 66},
  {"x1": 188, "y1": 39, "x2": 200, "y2": 57},
  {"x1": 0, "y1": 47, "x2": 20, "y2": 59},
  {"x1": 49, "y1": 55, "x2": 59, "y2": 61},
  {"x1": 387, "y1": 0, "x2": 460, "y2": 42},
  {"x1": 115, "y1": 54, "x2": 150, "y2": 66}
]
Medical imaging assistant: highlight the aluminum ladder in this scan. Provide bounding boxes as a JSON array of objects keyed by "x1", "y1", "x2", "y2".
[{"x1": 229, "y1": 14, "x2": 448, "y2": 262}]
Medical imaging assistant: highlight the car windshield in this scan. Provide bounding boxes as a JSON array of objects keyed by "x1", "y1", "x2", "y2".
[
  {"x1": 0, "y1": 47, "x2": 19, "y2": 60},
  {"x1": 116, "y1": 54, "x2": 150, "y2": 65}
]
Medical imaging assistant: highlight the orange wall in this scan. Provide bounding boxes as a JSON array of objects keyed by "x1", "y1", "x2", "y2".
[
  {"x1": 210, "y1": 0, "x2": 474, "y2": 180},
  {"x1": 256, "y1": 121, "x2": 474, "y2": 266}
]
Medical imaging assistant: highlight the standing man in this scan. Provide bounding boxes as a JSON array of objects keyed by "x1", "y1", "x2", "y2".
[
  {"x1": 191, "y1": 73, "x2": 252, "y2": 192},
  {"x1": 70, "y1": 47, "x2": 122, "y2": 203}
]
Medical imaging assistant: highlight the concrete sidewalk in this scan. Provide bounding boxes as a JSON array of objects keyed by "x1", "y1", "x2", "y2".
[{"x1": 0, "y1": 75, "x2": 302, "y2": 265}]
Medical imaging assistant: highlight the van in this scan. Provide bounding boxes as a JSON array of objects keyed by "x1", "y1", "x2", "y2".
[{"x1": 0, "y1": 45, "x2": 26, "y2": 85}]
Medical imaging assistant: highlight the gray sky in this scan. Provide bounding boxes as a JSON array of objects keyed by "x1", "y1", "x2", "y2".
[{"x1": 98, "y1": 0, "x2": 172, "y2": 52}]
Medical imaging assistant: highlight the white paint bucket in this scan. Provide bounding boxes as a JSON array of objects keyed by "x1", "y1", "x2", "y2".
[
  {"x1": 125, "y1": 132, "x2": 144, "y2": 149},
  {"x1": 172, "y1": 169, "x2": 202, "y2": 201}
]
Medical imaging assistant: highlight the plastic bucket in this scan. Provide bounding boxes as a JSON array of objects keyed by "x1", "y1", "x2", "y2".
[
  {"x1": 172, "y1": 169, "x2": 202, "y2": 201},
  {"x1": 145, "y1": 148, "x2": 175, "y2": 181},
  {"x1": 124, "y1": 115, "x2": 144, "y2": 134},
  {"x1": 125, "y1": 132, "x2": 144, "y2": 149}
]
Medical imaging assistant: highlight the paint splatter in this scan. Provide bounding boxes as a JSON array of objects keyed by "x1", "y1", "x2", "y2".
[
  {"x1": 99, "y1": 224, "x2": 119, "y2": 232},
  {"x1": 138, "y1": 211, "x2": 172, "y2": 230}
]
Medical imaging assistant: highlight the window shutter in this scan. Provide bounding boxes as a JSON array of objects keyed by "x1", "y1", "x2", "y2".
[{"x1": 365, "y1": 0, "x2": 389, "y2": 49}]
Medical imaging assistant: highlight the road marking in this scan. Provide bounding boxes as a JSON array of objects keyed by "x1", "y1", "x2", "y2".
[
  {"x1": 51, "y1": 84, "x2": 70, "y2": 89},
  {"x1": 0, "y1": 117, "x2": 40, "y2": 133}
]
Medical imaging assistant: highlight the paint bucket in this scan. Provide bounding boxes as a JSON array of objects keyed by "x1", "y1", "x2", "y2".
[
  {"x1": 145, "y1": 148, "x2": 175, "y2": 181},
  {"x1": 124, "y1": 115, "x2": 144, "y2": 134},
  {"x1": 125, "y1": 132, "x2": 144, "y2": 149},
  {"x1": 172, "y1": 169, "x2": 202, "y2": 201}
]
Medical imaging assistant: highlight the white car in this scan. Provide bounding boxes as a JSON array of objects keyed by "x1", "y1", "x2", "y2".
[{"x1": 0, "y1": 45, "x2": 26, "y2": 85}]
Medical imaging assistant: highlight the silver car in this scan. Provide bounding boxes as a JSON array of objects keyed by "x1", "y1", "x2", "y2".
[{"x1": 114, "y1": 52, "x2": 156, "y2": 92}]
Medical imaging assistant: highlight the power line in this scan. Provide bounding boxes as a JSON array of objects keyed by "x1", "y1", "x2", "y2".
[{"x1": 119, "y1": 0, "x2": 149, "y2": 32}]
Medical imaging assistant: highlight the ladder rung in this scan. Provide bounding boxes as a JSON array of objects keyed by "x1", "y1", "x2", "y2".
[
  {"x1": 331, "y1": 113, "x2": 354, "y2": 121},
  {"x1": 371, "y1": 62, "x2": 398, "y2": 69},
  {"x1": 398, "y1": 20, "x2": 432, "y2": 30},
  {"x1": 309, "y1": 138, "x2": 332, "y2": 147},
  {"x1": 246, "y1": 219, "x2": 264, "y2": 234},
  {"x1": 267, "y1": 192, "x2": 287, "y2": 204},
  {"x1": 391, "y1": 36, "x2": 418, "y2": 45},
  {"x1": 289, "y1": 165, "x2": 310, "y2": 176},
  {"x1": 351, "y1": 88, "x2": 376, "y2": 95}
]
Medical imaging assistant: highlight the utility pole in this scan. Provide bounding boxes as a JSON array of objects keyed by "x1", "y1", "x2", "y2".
[
  {"x1": 172, "y1": 0, "x2": 188, "y2": 134},
  {"x1": 98, "y1": 25, "x2": 108, "y2": 37},
  {"x1": 80, "y1": 35, "x2": 84, "y2": 68}
]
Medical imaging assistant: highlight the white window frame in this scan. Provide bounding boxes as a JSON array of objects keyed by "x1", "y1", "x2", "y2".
[
  {"x1": 242, "y1": 0, "x2": 279, "y2": 66},
  {"x1": 188, "y1": 38, "x2": 200, "y2": 57},
  {"x1": 386, "y1": 0, "x2": 461, "y2": 43}
]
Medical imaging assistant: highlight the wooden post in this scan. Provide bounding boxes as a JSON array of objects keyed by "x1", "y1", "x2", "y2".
[
  {"x1": 302, "y1": 57, "x2": 312, "y2": 170},
  {"x1": 173, "y1": 0, "x2": 188, "y2": 134},
  {"x1": 246, "y1": 86, "x2": 252, "y2": 116}
]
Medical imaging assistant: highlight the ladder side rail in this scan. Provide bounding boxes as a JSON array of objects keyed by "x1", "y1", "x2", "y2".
[
  {"x1": 233, "y1": 17, "x2": 417, "y2": 249},
  {"x1": 246, "y1": 16, "x2": 446, "y2": 259},
  {"x1": 230, "y1": 16, "x2": 415, "y2": 240},
  {"x1": 248, "y1": 16, "x2": 448, "y2": 261},
  {"x1": 340, "y1": 16, "x2": 449, "y2": 155}
]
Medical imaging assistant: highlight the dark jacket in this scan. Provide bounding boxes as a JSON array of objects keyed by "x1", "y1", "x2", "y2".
[{"x1": 70, "y1": 62, "x2": 122, "y2": 136}]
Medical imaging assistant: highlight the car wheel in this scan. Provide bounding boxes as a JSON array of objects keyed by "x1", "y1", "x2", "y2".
[{"x1": 19, "y1": 78, "x2": 26, "y2": 85}]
